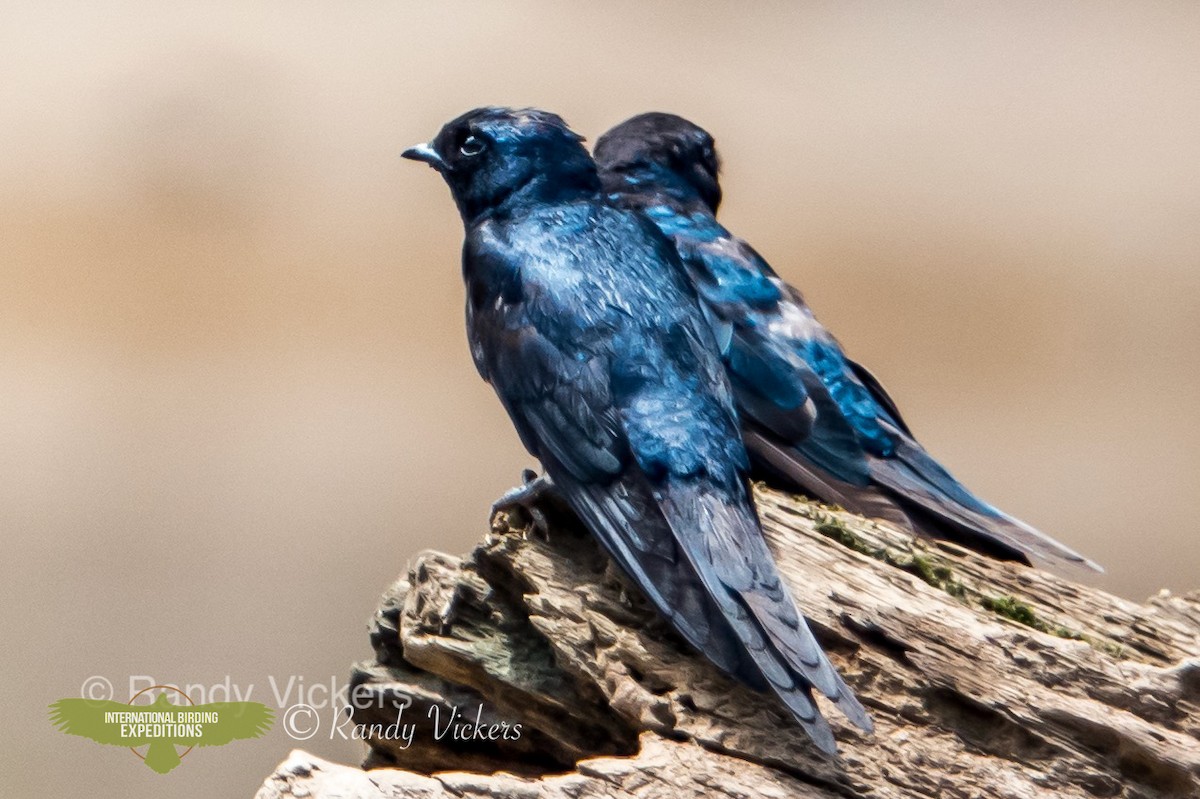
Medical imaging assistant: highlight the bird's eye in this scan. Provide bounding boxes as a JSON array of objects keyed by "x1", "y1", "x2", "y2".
[{"x1": 460, "y1": 135, "x2": 485, "y2": 157}]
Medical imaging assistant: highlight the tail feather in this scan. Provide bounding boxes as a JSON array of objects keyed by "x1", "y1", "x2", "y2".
[
  {"x1": 551, "y1": 467, "x2": 763, "y2": 688},
  {"x1": 550, "y1": 463, "x2": 872, "y2": 754},
  {"x1": 745, "y1": 420, "x2": 1101, "y2": 573},
  {"x1": 870, "y1": 438, "x2": 1103, "y2": 573},
  {"x1": 661, "y1": 480, "x2": 873, "y2": 737}
]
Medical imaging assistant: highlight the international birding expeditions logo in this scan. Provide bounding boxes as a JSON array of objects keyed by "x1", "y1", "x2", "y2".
[{"x1": 49, "y1": 683, "x2": 273, "y2": 774}]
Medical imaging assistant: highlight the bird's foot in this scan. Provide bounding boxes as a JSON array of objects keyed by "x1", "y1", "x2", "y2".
[{"x1": 491, "y1": 469, "x2": 554, "y2": 539}]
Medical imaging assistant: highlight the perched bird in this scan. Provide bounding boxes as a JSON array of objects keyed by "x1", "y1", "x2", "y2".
[
  {"x1": 594, "y1": 112, "x2": 1100, "y2": 573},
  {"x1": 403, "y1": 107, "x2": 872, "y2": 754}
]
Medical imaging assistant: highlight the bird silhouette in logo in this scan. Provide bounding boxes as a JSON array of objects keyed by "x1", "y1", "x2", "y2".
[{"x1": 49, "y1": 691, "x2": 273, "y2": 773}]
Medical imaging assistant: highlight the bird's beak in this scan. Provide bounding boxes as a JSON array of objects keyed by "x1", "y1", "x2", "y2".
[{"x1": 401, "y1": 142, "x2": 445, "y2": 170}]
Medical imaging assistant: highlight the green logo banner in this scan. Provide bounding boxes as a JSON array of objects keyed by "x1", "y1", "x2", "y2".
[{"x1": 50, "y1": 687, "x2": 273, "y2": 773}]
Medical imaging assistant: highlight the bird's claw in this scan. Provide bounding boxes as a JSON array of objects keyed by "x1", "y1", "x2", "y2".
[{"x1": 492, "y1": 470, "x2": 554, "y2": 539}]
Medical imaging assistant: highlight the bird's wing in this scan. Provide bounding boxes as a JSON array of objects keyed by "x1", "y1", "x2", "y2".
[
  {"x1": 661, "y1": 210, "x2": 1099, "y2": 572},
  {"x1": 869, "y1": 436, "x2": 1103, "y2": 572},
  {"x1": 676, "y1": 230, "x2": 880, "y2": 484},
  {"x1": 768, "y1": 285, "x2": 1098, "y2": 570},
  {"x1": 642, "y1": 206, "x2": 899, "y2": 461},
  {"x1": 672, "y1": 230, "x2": 815, "y2": 443},
  {"x1": 598, "y1": 276, "x2": 873, "y2": 750},
  {"x1": 480, "y1": 316, "x2": 760, "y2": 684},
  {"x1": 49, "y1": 699, "x2": 150, "y2": 746},
  {"x1": 191, "y1": 702, "x2": 274, "y2": 747},
  {"x1": 463, "y1": 232, "x2": 750, "y2": 678},
  {"x1": 488, "y1": 324, "x2": 624, "y2": 483},
  {"x1": 744, "y1": 427, "x2": 917, "y2": 532}
]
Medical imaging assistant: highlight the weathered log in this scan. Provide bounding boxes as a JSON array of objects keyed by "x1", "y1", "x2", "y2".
[{"x1": 256, "y1": 485, "x2": 1200, "y2": 798}]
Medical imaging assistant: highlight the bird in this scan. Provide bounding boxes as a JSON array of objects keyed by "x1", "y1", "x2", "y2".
[
  {"x1": 402, "y1": 106, "x2": 872, "y2": 754},
  {"x1": 49, "y1": 692, "x2": 273, "y2": 773},
  {"x1": 593, "y1": 112, "x2": 1101, "y2": 574}
]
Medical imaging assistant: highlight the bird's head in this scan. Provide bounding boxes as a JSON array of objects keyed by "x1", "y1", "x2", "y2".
[
  {"x1": 593, "y1": 112, "x2": 722, "y2": 213},
  {"x1": 403, "y1": 107, "x2": 600, "y2": 224}
]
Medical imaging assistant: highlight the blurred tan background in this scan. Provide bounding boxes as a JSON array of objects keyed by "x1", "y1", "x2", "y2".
[{"x1": 3, "y1": 2, "x2": 1198, "y2": 796}]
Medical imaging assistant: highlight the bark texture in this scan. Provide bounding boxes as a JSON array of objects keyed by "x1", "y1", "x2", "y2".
[{"x1": 256, "y1": 485, "x2": 1200, "y2": 798}]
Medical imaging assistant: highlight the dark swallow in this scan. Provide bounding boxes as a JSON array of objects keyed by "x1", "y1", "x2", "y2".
[
  {"x1": 594, "y1": 112, "x2": 1100, "y2": 573},
  {"x1": 403, "y1": 106, "x2": 873, "y2": 754}
]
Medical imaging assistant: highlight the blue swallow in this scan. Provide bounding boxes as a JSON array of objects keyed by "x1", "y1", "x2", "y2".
[
  {"x1": 403, "y1": 107, "x2": 873, "y2": 754},
  {"x1": 595, "y1": 112, "x2": 1100, "y2": 573}
]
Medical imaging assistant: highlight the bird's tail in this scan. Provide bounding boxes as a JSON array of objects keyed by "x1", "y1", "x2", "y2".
[
  {"x1": 551, "y1": 462, "x2": 870, "y2": 753},
  {"x1": 658, "y1": 478, "x2": 873, "y2": 753},
  {"x1": 143, "y1": 740, "x2": 182, "y2": 774},
  {"x1": 551, "y1": 467, "x2": 766, "y2": 690},
  {"x1": 745, "y1": 421, "x2": 1101, "y2": 574},
  {"x1": 870, "y1": 438, "x2": 1103, "y2": 574}
]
